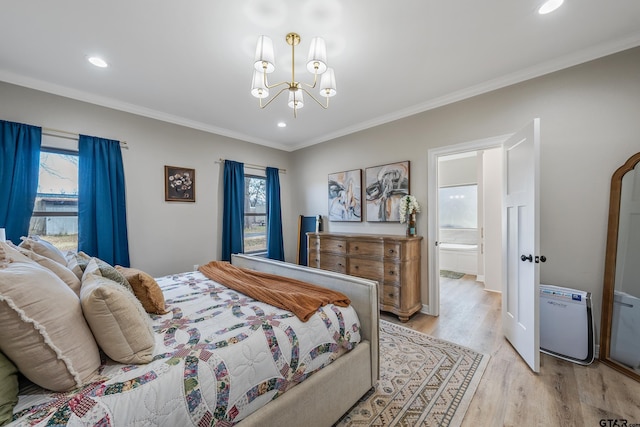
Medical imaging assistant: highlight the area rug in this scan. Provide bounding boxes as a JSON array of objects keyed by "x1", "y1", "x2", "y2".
[
  {"x1": 440, "y1": 270, "x2": 465, "y2": 279},
  {"x1": 335, "y1": 320, "x2": 489, "y2": 426}
]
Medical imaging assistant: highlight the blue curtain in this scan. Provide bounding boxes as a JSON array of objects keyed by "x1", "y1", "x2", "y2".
[
  {"x1": 78, "y1": 135, "x2": 130, "y2": 267},
  {"x1": 0, "y1": 120, "x2": 41, "y2": 244},
  {"x1": 266, "y1": 166, "x2": 284, "y2": 261},
  {"x1": 222, "y1": 160, "x2": 245, "y2": 261}
]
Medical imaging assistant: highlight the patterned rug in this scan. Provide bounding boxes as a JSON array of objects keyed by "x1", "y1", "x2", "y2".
[
  {"x1": 335, "y1": 320, "x2": 489, "y2": 426},
  {"x1": 440, "y1": 270, "x2": 465, "y2": 279}
]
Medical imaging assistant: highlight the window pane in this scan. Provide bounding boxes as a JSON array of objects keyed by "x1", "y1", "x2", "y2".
[
  {"x1": 438, "y1": 185, "x2": 477, "y2": 228},
  {"x1": 244, "y1": 176, "x2": 267, "y2": 253},
  {"x1": 245, "y1": 177, "x2": 266, "y2": 213},
  {"x1": 31, "y1": 151, "x2": 79, "y2": 251},
  {"x1": 35, "y1": 152, "x2": 78, "y2": 202},
  {"x1": 244, "y1": 214, "x2": 266, "y2": 253}
]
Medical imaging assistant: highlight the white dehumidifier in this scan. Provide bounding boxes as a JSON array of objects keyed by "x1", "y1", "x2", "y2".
[{"x1": 539, "y1": 284, "x2": 595, "y2": 365}]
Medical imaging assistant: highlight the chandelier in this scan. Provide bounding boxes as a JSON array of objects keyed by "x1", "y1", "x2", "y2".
[{"x1": 251, "y1": 32, "x2": 336, "y2": 118}]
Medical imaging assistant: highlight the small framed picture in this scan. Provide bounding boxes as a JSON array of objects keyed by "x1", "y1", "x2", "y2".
[{"x1": 165, "y1": 166, "x2": 195, "y2": 202}]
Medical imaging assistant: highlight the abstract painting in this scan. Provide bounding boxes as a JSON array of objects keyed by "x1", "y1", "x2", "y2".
[
  {"x1": 328, "y1": 169, "x2": 362, "y2": 222},
  {"x1": 365, "y1": 161, "x2": 410, "y2": 221}
]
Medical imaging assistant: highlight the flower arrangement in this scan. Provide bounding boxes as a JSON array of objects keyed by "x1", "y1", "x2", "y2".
[
  {"x1": 399, "y1": 195, "x2": 421, "y2": 223},
  {"x1": 169, "y1": 172, "x2": 192, "y2": 193}
]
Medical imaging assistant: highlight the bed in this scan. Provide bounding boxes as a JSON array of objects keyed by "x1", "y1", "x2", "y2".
[{"x1": 2, "y1": 250, "x2": 379, "y2": 427}]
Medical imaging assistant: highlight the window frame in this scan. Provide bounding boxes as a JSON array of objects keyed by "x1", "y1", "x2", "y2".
[{"x1": 30, "y1": 147, "x2": 79, "y2": 251}]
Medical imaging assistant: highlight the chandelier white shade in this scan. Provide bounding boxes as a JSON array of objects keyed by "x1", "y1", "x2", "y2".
[
  {"x1": 253, "y1": 35, "x2": 275, "y2": 73},
  {"x1": 251, "y1": 32, "x2": 336, "y2": 117},
  {"x1": 288, "y1": 90, "x2": 304, "y2": 109},
  {"x1": 306, "y1": 37, "x2": 327, "y2": 74}
]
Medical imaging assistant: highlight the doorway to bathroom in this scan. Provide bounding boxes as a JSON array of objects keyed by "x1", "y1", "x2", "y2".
[{"x1": 427, "y1": 135, "x2": 506, "y2": 317}]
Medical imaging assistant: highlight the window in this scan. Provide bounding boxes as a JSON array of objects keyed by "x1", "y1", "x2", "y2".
[
  {"x1": 29, "y1": 148, "x2": 79, "y2": 251},
  {"x1": 244, "y1": 175, "x2": 267, "y2": 253},
  {"x1": 438, "y1": 184, "x2": 477, "y2": 229}
]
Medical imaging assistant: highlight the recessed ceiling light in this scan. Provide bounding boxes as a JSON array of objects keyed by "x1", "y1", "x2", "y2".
[
  {"x1": 538, "y1": 0, "x2": 564, "y2": 15},
  {"x1": 277, "y1": 122, "x2": 287, "y2": 128},
  {"x1": 88, "y1": 56, "x2": 108, "y2": 68}
]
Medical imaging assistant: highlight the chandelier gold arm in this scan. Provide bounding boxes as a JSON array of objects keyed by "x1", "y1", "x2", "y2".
[
  {"x1": 301, "y1": 87, "x2": 330, "y2": 109},
  {"x1": 258, "y1": 86, "x2": 290, "y2": 109}
]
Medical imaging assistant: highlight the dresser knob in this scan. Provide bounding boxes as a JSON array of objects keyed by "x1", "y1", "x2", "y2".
[
  {"x1": 354, "y1": 265, "x2": 359, "y2": 269},
  {"x1": 389, "y1": 271, "x2": 395, "y2": 275},
  {"x1": 389, "y1": 249, "x2": 395, "y2": 254},
  {"x1": 354, "y1": 246, "x2": 359, "y2": 250}
]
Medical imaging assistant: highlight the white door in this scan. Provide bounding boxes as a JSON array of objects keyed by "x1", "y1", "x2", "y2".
[{"x1": 502, "y1": 118, "x2": 541, "y2": 372}]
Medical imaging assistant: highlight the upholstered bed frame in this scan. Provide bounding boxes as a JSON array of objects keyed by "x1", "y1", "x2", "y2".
[{"x1": 231, "y1": 254, "x2": 380, "y2": 426}]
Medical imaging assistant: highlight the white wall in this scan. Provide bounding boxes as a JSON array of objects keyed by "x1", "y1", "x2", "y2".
[
  {"x1": 0, "y1": 82, "x2": 293, "y2": 277},
  {"x1": 291, "y1": 47, "x2": 640, "y2": 335},
  {"x1": 482, "y1": 148, "x2": 503, "y2": 292}
]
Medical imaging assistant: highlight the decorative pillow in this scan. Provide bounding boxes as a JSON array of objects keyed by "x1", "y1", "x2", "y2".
[
  {"x1": 92, "y1": 258, "x2": 134, "y2": 294},
  {"x1": 10, "y1": 244, "x2": 81, "y2": 296},
  {"x1": 65, "y1": 251, "x2": 85, "y2": 281},
  {"x1": 0, "y1": 247, "x2": 101, "y2": 392},
  {"x1": 0, "y1": 351, "x2": 18, "y2": 426},
  {"x1": 81, "y1": 260, "x2": 155, "y2": 364},
  {"x1": 18, "y1": 236, "x2": 67, "y2": 266},
  {"x1": 115, "y1": 266, "x2": 168, "y2": 314}
]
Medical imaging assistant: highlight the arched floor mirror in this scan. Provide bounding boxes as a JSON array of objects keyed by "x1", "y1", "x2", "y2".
[{"x1": 600, "y1": 151, "x2": 640, "y2": 382}]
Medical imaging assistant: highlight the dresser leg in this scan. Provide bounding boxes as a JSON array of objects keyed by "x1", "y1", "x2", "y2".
[{"x1": 398, "y1": 315, "x2": 409, "y2": 323}]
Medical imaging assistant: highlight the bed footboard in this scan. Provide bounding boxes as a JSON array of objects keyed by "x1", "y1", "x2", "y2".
[{"x1": 231, "y1": 254, "x2": 379, "y2": 386}]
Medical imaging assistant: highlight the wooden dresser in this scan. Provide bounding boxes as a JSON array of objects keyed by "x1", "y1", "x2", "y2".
[{"x1": 307, "y1": 232, "x2": 422, "y2": 322}]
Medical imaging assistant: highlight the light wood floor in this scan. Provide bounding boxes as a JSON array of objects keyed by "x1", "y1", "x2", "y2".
[{"x1": 381, "y1": 275, "x2": 640, "y2": 426}]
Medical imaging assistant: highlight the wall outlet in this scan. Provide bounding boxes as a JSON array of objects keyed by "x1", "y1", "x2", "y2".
[{"x1": 193, "y1": 264, "x2": 199, "y2": 271}]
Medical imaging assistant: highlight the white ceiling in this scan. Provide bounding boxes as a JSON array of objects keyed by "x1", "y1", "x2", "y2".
[{"x1": 1, "y1": 1, "x2": 639, "y2": 152}]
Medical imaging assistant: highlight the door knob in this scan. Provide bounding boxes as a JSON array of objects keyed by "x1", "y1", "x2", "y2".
[
  {"x1": 535, "y1": 255, "x2": 547, "y2": 263},
  {"x1": 521, "y1": 254, "x2": 533, "y2": 262}
]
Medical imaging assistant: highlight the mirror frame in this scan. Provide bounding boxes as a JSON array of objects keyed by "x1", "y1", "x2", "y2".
[{"x1": 600, "y1": 151, "x2": 640, "y2": 382}]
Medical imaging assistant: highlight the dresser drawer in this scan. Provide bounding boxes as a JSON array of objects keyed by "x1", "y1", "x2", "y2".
[
  {"x1": 384, "y1": 242, "x2": 402, "y2": 259},
  {"x1": 380, "y1": 284, "x2": 401, "y2": 308},
  {"x1": 383, "y1": 261, "x2": 402, "y2": 284},
  {"x1": 348, "y1": 257, "x2": 383, "y2": 280},
  {"x1": 308, "y1": 249, "x2": 321, "y2": 268},
  {"x1": 348, "y1": 240, "x2": 383, "y2": 258},
  {"x1": 308, "y1": 235, "x2": 321, "y2": 251},
  {"x1": 319, "y1": 253, "x2": 347, "y2": 274},
  {"x1": 321, "y1": 238, "x2": 347, "y2": 254}
]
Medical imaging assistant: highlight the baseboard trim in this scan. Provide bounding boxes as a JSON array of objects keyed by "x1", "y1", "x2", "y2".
[{"x1": 420, "y1": 304, "x2": 433, "y2": 316}]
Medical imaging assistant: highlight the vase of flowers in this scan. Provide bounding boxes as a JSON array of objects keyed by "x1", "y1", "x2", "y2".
[{"x1": 399, "y1": 195, "x2": 420, "y2": 237}]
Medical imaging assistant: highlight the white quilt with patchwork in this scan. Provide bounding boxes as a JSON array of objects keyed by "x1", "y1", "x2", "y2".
[{"x1": 10, "y1": 270, "x2": 361, "y2": 426}]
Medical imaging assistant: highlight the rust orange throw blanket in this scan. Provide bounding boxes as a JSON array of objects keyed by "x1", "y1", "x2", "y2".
[{"x1": 198, "y1": 261, "x2": 351, "y2": 322}]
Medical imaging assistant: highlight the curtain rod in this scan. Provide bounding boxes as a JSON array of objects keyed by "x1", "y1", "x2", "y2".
[
  {"x1": 42, "y1": 127, "x2": 129, "y2": 149},
  {"x1": 217, "y1": 158, "x2": 286, "y2": 174}
]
